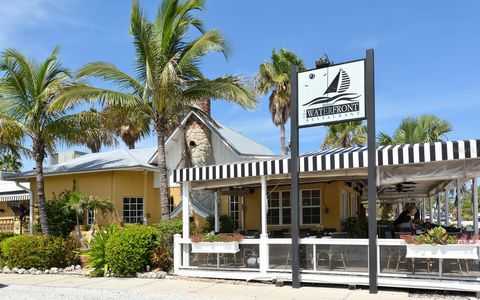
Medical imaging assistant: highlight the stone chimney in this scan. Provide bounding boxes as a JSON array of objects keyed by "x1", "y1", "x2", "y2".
[{"x1": 195, "y1": 98, "x2": 211, "y2": 115}]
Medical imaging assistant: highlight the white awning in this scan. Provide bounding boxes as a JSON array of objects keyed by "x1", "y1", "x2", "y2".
[
  {"x1": 0, "y1": 193, "x2": 30, "y2": 202},
  {"x1": 173, "y1": 139, "x2": 480, "y2": 183}
]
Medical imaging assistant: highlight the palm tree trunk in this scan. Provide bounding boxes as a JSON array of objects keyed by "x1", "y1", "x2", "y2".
[
  {"x1": 280, "y1": 123, "x2": 287, "y2": 155},
  {"x1": 156, "y1": 121, "x2": 170, "y2": 220},
  {"x1": 34, "y1": 138, "x2": 50, "y2": 235}
]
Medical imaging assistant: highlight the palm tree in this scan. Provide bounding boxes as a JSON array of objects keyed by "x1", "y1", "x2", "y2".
[
  {"x1": 376, "y1": 114, "x2": 453, "y2": 219},
  {"x1": 52, "y1": 0, "x2": 256, "y2": 220},
  {"x1": 102, "y1": 105, "x2": 150, "y2": 149},
  {"x1": 377, "y1": 114, "x2": 452, "y2": 146},
  {"x1": 322, "y1": 121, "x2": 367, "y2": 149},
  {"x1": 0, "y1": 47, "x2": 91, "y2": 234},
  {"x1": 257, "y1": 49, "x2": 305, "y2": 155},
  {"x1": 0, "y1": 153, "x2": 22, "y2": 172},
  {"x1": 72, "y1": 108, "x2": 118, "y2": 153}
]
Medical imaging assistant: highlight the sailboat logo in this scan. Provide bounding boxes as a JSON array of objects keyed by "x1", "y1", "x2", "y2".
[{"x1": 303, "y1": 68, "x2": 361, "y2": 107}]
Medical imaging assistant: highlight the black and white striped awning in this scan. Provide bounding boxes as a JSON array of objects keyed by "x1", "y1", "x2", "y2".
[
  {"x1": 0, "y1": 193, "x2": 30, "y2": 202},
  {"x1": 173, "y1": 140, "x2": 480, "y2": 183}
]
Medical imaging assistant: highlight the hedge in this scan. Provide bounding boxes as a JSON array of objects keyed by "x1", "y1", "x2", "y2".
[
  {"x1": 105, "y1": 225, "x2": 157, "y2": 276},
  {"x1": 0, "y1": 235, "x2": 79, "y2": 269}
]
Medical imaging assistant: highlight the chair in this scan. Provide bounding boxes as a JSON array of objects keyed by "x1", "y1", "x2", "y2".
[
  {"x1": 391, "y1": 232, "x2": 430, "y2": 274},
  {"x1": 316, "y1": 232, "x2": 348, "y2": 270}
]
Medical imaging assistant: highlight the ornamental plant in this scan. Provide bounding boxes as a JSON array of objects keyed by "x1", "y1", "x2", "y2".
[
  {"x1": 190, "y1": 233, "x2": 244, "y2": 243},
  {"x1": 402, "y1": 227, "x2": 458, "y2": 245},
  {"x1": 105, "y1": 225, "x2": 157, "y2": 276}
]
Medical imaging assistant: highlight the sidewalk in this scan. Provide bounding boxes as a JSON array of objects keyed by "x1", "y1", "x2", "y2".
[{"x1": 0, "y1": 273, "x2": 470, "y2": 300}]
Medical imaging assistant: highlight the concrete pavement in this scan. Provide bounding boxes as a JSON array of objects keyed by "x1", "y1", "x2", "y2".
[{"x1": 0, "y1": 273, "x2": 472, "y2": 299}]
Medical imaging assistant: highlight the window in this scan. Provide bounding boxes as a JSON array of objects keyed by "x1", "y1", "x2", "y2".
[
  {"x1": 229, "y1": 196, "x2": 239, "y2": 229},
  {"x1": 301, "y1": 190, "x2": 321, "y2": 224},
  {"x1": 340, "y1": 190, "x2": 348, "y2": 220},
  {"x1": 350, "y1": 194, "x2": 357, "y2": 217},
  {"x1": 267, "y1": 191, "x2": 291, "y2": 225},
  {"x1": 87, "y1": 209, "x2": 94, "y2": 225},
  {"x1": 168, "y1": 196, "x2": 174, "y2": 215},
  {"x1": 123, "y1": 197, "x2": 144, "y2": 224}
]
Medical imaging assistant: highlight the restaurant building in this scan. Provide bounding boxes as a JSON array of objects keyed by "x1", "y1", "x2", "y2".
[{"x1": 172, "y1": 140, "x2": 480, "y2": 293}]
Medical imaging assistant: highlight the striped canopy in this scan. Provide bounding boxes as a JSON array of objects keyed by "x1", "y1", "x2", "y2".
[
  {"x1": 173, "y1": 140, "x2": 480, "y2": 183},
  {"x1": 0, "y1": 193, "x2": 29, "y2": 202}
]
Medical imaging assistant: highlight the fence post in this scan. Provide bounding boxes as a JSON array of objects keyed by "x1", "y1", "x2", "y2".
[
  {"x1": 259, "y1": 234, "x2": 269, "y2": 275},
  {"x1": 173, "y1": 234, "x2": 181, "y2": 274}
]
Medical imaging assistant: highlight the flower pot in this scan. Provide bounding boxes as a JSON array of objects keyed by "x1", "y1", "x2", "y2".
[
  {"x1": 406, "y1": 244, "x2": 479, "y2": 260},
  {"x1": 191, "y1": 242, "x2": 240, "y2": 253},
  {"x1": 79, "y1": 254, "x2": 90, "y2": 267}
]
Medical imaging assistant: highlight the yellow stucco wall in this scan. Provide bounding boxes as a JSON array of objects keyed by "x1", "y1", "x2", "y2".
[
  {"x1": 218, "y1": 181, "x2": 362, "y2": 233},
  {"x1": 29, "y1": 170, "x2": 180, "y2": 226}
]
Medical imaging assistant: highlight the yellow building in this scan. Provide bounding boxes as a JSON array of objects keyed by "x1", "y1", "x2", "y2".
[{"x1": 5, "y1": 110, "x2": 278, "y2": 230}]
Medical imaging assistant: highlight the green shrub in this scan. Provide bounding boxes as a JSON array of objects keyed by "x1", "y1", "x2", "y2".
[
  {"x1": 153, "y1": 219, "x2": 182, "y2": 246},
  {"x1": 105, "y1": 225, "x2": 156, "y2": 276},
  {"x1": 0, "y1": 232, "x2": 15, "y2": 243},
  {"x1": 0, "y1": 235, "x2": 75, "y2": 269},
  {"x1": 64, "y1": 237, "x2": 81, "y2": 266},
  {"x1": 43, "y1": 192, "x2": 80, "y2": 238},
  {"x1": 202, "y1": 214, "x2": 235, "y2": 233},
  {"x1": 86, "y1": 224, "x2": 119, "y2": 277}
]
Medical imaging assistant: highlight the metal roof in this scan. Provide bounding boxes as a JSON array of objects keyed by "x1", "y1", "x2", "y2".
[
  {"x1": 149, "y1": 111, "x2": 277, "y2": 165},
  {"x1": 7, "y1": 147, "x2": 158, "y2": 180}
]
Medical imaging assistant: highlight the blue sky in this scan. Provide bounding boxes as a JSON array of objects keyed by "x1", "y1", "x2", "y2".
[{"x1": 1, "y1": 0, "x2": 480, "y2": 170}]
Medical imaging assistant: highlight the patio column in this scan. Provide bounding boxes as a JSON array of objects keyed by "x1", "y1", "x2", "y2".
[
  {"x1": 444, "y1": 190, "x2": 449, "y2": 226},
  {"x1": 436, "y1": 194, "x2": 441, "y2": 224},
  {"x1": 182, "y1": 182, "x2": 190, "y2": 267},
  {"x1": 429, "y1": 196, "x2": 433, "y2": 223},
  {"x1": 214, "y1": 191, "x2": 220, "y2": 233},
  {"x1": 456, "y1": 180, "x2": 462, "y2": 229},
  {"x1": 421, "y1": 199, "x2": 425, "y2": 221},
  {"x1": 259, "y1": 175, "x2": 269, "y2": 275},
  {"x1": 473, "y1": 177, "x2": 478, "y2": 238}
]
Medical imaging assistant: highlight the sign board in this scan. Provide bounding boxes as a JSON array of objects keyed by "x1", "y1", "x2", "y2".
[{"x1": 298, "y1": 60, "x2": 365, "y2": 127}]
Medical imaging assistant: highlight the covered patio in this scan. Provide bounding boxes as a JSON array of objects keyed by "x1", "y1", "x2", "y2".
[{"x1": 172, "y1": 139, "x2": 480, "y2": 292}]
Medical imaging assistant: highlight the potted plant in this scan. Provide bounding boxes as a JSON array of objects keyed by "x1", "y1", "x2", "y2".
[
  {"x1": 403, "y1": 227, "x2": 479, "y2": 260},
  {"x1": 190, "y1": 232, "x2": 244, "y2": 253}
]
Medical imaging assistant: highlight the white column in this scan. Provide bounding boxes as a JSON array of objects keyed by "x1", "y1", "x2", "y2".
[
  {"x1": 214, "y1": 191, "x2": 220, "y2": 233},
  {"x1": 473, "y1": 178, "x2": 478, "y2": 238},
  {"x1": 421, "y1": 199, "x2": 425, "y2": 221},
  {"x1": 173, "y1": 234, "x2": 181, "y2": 273},
  {"x1": 429, "y1": 196, "x2": 434, "y2": 223},
  {"x1": 445, "y1": 190, "x2": 449, "y2": 226},
  {"x1": 259, "y1": 175, "x2": 269, "y2": 275},
  {"x1": 456, "y1": 180, "x2": 462, "y2": 229},
  {"x1": 182, "y1": 182, "x2": 190, "y2": 267}
]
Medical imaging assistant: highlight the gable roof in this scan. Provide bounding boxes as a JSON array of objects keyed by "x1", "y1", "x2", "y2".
[
  {"x1": 6, "y1": 147, "x2": 157, "y2": 180},
  {"x1": 148, "y1": 111, "x2": 277, "y2": 165}
]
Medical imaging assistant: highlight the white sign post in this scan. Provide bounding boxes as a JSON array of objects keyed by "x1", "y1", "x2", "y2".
[{"x1": 298, "y1": 60, "x2": 365, "y2": 127}]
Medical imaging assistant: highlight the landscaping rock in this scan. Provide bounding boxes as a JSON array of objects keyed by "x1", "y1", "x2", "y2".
[
  {"x1": 2, "y1": 266, "x2": 11, "y2": 274},
  {"x1": 50, "y1": 267, "x2": 59, "y2": 274},
  {"x1": 35, "y1": 270, "x2": 42, "y2": 275},
  {"x1": 29, "y1": 268, "x2": 37, "y2": 274},
  {"x1": 58, "y1": 268, "x2": 63, "y2": 273},
  {"x1": 136, "y1": 271, "x2": 166, "y2": 279},
  {"x1": 44, "y1": 269, "x2": 50, "y2": 274},
  {"x1": 17, "y1": 268, "x2": 26, "y2": 274},
  {"x1": 11, "y1": 267, "x2": 18, "y2": 274},
  {"x1": 75, "y1": 265, "x2": 81, "y2": 270}
]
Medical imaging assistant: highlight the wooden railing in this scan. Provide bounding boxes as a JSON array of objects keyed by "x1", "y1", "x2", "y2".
[{"x1": 0, "y1": 217, "x2": 14, "y2": 233}]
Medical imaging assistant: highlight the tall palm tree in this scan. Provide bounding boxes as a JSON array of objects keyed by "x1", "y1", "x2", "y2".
[
  {"x1": 102, "y1": 105, "x2": 150, "y2": 149},
  {"x1": 257, "y1": 49, "x2": 305, "y2": 155},
  {"x1": 322, "y1": 121, "x2": 367, "y2": 149},
  {"x1": 377, "y1": 114, "x2": 452, "y2": 146},
  {"x1": 52, "y1": 0, "x2": 256, "y2": 220},
  {"x1": 72, "y1": 108, "x2": 118, "y2": 153},
  {"x1": 0, "y1": 47, "x2": 91, "y2": 235}
]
